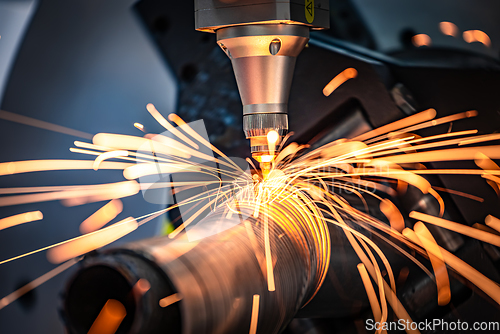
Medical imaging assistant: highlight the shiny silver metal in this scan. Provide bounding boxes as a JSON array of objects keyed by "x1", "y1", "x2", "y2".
[
  {"x1": 64, "y1": 201, "x2": 328, "y2": 334},
  {"x1": 217, "y1": 24, "x2": 309, "y2": 156}
]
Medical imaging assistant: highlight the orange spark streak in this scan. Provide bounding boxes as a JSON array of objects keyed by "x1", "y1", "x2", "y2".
[
  {"x1": 146, "y1": 103, "x2": 199, "y2": 149},
  {"x1": 357, "y1": 263, "x2": 382, "y2": 324},
  {"x1": 463, "y1": 30, "x2": 491, "y2": 47},
  {"x1": 87, "y1": 299, "x2": 127, "y2": 334},
  {"x1": 322, "y1": 68, "x2": 357, "y2": 97},
  {"x1": 0, "y1": 109, "x2": 93, "y2": 139},
  {"x1": 412, "y1": 34, "x2": 431, "y2": 47},
  {"x1": 93, "y1": 133, "x2": 191, "y2": 159},
  {"x1": 93, "y1": 151, "x2": 129, "y2": 170},
  {"x1": 0, "y1": 258, "x2": 80, "y2": 310},
  {"x1": 379, "y1": 199, "x2": 405, "y2": 232},
  {"x1": 134, "y1": 122, "x2": 144, "y2": 131},
  {"x1": 475, "y1": 152, "x2": 500, "y2": 171},
  {"x1": 267, "y1": 130, "x2": 279, "y2": 158},
  {"x1": 79, "y1": 199, "x2": 123, "y2": 234},
  {"x1": 414, "y1": 222, "x2": 451, "y2": 306},
  {"x1": 371, "y1": 145, "x2": 500, "y2": 164},
  {"x1": 47, "y1": 217, "x2": 138, "y2": 263},
  {"x1": 352, "y1": 109, "x2": 436, "y2": 142},
  {"x1": 403, "y1": 228, "x2": 500, "y2": 305},
  {"x1": 0, "y1": 211, "x2": 43, "y2": 231},
  {"x1": 0, "y1": 181, "x2": 139, "y2": 207},
  {"x1": 249, "y1": 294, "x2": 260, "y2": 334},
  {"x1": 485, "y1": 215, "x2": 500, "y2": 233},
  {"x1": 123, "y1": 162, "x2": 201, "y2": 180},
  {"x1": 439, "y1": 22, "x2": 459, "y2": 37},
  {"x1": 159, "y1": 293, "x2": 182, "y2": 307},
  {"x1": 0, "y1": 209, "x2": 170, "y2": 266},
  {"x1": 264, "y1": 210, "x2": 276, "y2": 291},
  {"x1": 459, "y1": 133, "x2": 500, "y2": 146},
  {"x1": 133, "y1": 278, "x2": 151, "y2": 296},
  {"x1": 0, "y1": 160, "x2": 132, "y2": 176},
  {"x1": 410, "y1": 211, "x2": 500, "y2": 247}
]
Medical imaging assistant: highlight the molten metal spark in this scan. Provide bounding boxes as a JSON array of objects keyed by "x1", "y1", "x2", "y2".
[
  {"x1": 79, "y1": 199, "x2": 123, "y2": 234},
  {"x1": 0, "y1": 211, "x2": 43, "y2": 231},
  {"x1": 322, "y1": 68, "x2": 357, "y2": 97},
  {"x1": 87, "y1": 299, "x2": 127, "y2": 334},
  {"x1": 159, "y1": 293, "x2": 182, "y2": 308},
  {"x1": 412, "y1": 34, "x2": 431, "y2": 47},
  {"x1": 439, "y1": 22, "x2": 459, "y2": 37}
]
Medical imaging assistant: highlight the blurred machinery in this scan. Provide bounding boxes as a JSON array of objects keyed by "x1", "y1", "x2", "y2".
[{"x1": 2, "y1": 1, "x2": 500, "y2": 334}]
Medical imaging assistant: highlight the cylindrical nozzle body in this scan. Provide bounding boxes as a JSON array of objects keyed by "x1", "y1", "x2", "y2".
[{"x1": 216, "y1": 24, "x2": 309, "y2": 157}]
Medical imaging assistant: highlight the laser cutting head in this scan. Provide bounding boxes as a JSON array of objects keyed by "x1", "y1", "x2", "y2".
[{"x1": 194, "y1": 0, "x2": 329, "y2": 160}]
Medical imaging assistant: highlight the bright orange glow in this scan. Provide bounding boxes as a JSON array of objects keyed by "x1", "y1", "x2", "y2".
[
  {"x1": 93, "y1": 150, "x2": 129, "y2": 170},
  {"x1": 159, "y1": 293, "x2": 182, "y2": 308},
  {"x1": 353, "y1": 108, "x2": 436, "y2": 142},
  {"x1": 79, "y1": 199, "x2": 123, "y2": 234},
  {"x1": 0, "y1": 181, "x2": 139, "y2": 207},
  {"x1": 485, "y1": 215, "x2": 500, "y2": 233},
  {"x1": 47, "y1": 217, "x2": 137, "y2": 263},
  {"x1": 0, "y1": 160, "x2": 132, "y2": 177},
  {"x1": 267, "y1": 130, "x2": 279, "y2": 157},
  {"x1": 371, "y1": 145, "x2": 500, "y2": 164},
  {"x1": 322, "y1": 68, "x2": 358, "y2": 97},
  {"x1": 410, "y1": 211, "x2": 500, "y2": 248},
  {"x1": 87, "y1": 299, "x2": 127, "y2": 334},
  {"x1": 123, "y1": 162, "x2": 200, "y2": 180},
  {"x1": 249, "y1": 294, "x2": 260, "y2": 334},
  {"x1": 0, "y1": 258, "x2": 80, "y2": 310},
  {"x1": 412, "y1": 34, "x2": 431, "y2": 47},
  {"x1": 93, "y1": 133, "x2": 191, "y2": 159},
  {"x1": 146, "y1": 103, "x2": 199, "y2": 149},
  {"x1": 379, "y1": 199, "x2": 405, "y2": 232},
  {"x1": 134, "y1": 122, "x2": 144, "y2": 131},
  {"x1": 0, "y1": 110, "x2": 93, "y2": 139},
  {"x1": 357, "y1": 263, "x2": 382, "y2": 323},
  {"x1": 414, "y1": 222, "x2": 451, "y2": 306},
  {"x1": 439, "y1": 22, "x2": 458, "y2": 37},
  {"x1": 475, "y1": 152, "x2": 500, "y2": 171},
  {"x1": 264, "y1": 212, "x2": 275, "y2": 291},
  {"x1": 133, "y1": 278, "x2": 151, "y2": 296},
  {"x1": 0, "y1": 211, "x2": 43, "y2": 231},
  {"x1": 463, "y1": 30, "x2": 491, "y2": 47},
  {"x1": 404, "y1": 228, "x2": 500, "y2": 305}
]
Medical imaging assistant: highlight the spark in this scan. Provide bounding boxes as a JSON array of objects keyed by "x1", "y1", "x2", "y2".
[
  {"x1": 134, "y1": 122, "x2": 144, "y2": 131},
  {"x1": 249, "y1": 294, "x2": 260, "y2": 334},
  {"x1": 322, "y1": 68, "x2": 357, "y2": 97},
  {"x1": 87, "y1": 299, "x2": 127, "y2": 334},
  {"x1": 146, "y1": 103, "x2": 199, "y2": 149},
  {"x1": 357, "y1": 263, "x2": 382, "y2": 329},
  {"x1": 79, "y1": 199, "x2": 123, "y2": 234},
  {"x1": 463, "y1": 30, "x2": 491, "y2": 47},
  {"x1": 414, "y1": 222, "x2": 451, "y2": 306},
  {"x1": 439, "y1": 21, "x2": 459, "y2": 37},
  {"x1": 93, "y1": 150, "x2": 129, "y2": 170},
  {"x1": 0, "y1": 211, "x2": 43, "y2": 231},
  {"x1": 485, "y1": 215, "x2": 500, "y2": 233},
  {"x1": 0, "y1": 258, "x2": 81, "y2": 310},
  {"x1": 410, "y1": 211, "x2": 500, "y2": 247},
  {"x1": 159, "y1": 293, "x2": 182, "y2": 308},
  {"x1": 47, "y1": 217, "x2": 137, "y2": 263},
  {"x1": 0, "y1": 109, "x2": 93, "y2": 139},
  {"x1": 0, "y1": 160, "x2": 132, "y2": 176},
  {"x1": 133, "y1": 278, "x2": 151, "y2": 296},
  {"x1": 412, "y1": 34, "x2": 431, "y2": 47}
]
